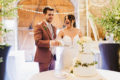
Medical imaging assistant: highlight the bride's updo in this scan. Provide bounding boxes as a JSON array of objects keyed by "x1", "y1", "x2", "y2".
[{"x1": 64, "y1": 14, "x2": 76, "y2": 28}]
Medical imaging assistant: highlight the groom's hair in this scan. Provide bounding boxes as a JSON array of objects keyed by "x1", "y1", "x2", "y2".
[{"x1": 43, "y1": 7, "x2": 54, "y2": 14}]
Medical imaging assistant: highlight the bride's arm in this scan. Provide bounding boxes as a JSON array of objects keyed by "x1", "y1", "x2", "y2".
[
  {"x1": 79, "y1": 30, "x2": 82, "y2": 37},
  {"x1": 56, "y1": 30, "x2": 64, "y2": 40},
  {"x1": 76, "y1": 28, "x2": 82, "y2": 37}
]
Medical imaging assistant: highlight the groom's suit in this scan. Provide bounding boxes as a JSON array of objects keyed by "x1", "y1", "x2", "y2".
[{"x1": 34, "y1": 21, "x2": 56, "y2": 72}]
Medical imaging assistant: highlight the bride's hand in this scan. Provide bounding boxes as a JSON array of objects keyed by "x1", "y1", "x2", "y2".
[
  {"x1": 56, "y1": 39, "x2": 63, "y2": 46},
  {"x1": 50, "y1": 40, "x2": 61, "y2": 46},
  {"x1": 79, "y1": 31, "x2": 82, "y2": 37}
]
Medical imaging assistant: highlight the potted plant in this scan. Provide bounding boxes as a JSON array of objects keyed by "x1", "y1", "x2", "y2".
[
  {"x1": 95, "y1": 0, "x2": 120, "y2": 71},
  {"x1": 96, "y1": 0, "x2": 120, "y2": 42},
  {"x1": 0, "y1": 0, "x2": 19, "y2": 80}
]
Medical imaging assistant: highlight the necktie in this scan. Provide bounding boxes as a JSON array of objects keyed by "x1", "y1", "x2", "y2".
[
  {"x1": 48, "y1": 24, "x2": 53, "y2": 39},
  {"x1": 48, "y1": 24, "x2": 56, "y2": 56}
]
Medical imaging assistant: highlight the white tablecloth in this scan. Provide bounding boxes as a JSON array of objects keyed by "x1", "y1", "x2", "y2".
[
  {"x1": 29, "y1": 70, "x2": 120, "y2": 80},
  {"x1": 6, "y1": 51, "x2": 25, "y2": 80}
]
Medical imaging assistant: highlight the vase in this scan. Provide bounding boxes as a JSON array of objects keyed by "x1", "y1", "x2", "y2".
[
  {"x1": 0, "y1": 46, "x2": 11, "y2": 80},
  {"x1": 99, "y1": 43, "x2": 120, "y2": 71}
]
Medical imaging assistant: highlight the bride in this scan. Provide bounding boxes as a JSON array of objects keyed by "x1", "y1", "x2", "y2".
[{"x1": 56, "y1": 14, "x2": 82, "y2": 71}]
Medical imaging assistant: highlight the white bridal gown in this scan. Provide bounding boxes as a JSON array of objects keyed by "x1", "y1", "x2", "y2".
[{"x1": 55, "y1": 34, "x2": 80, "y2": 72}]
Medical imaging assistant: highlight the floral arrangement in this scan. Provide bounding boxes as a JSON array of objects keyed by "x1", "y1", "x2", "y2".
[{"x1": 69, "y1": 37, "x2": 98, "y2": 73}]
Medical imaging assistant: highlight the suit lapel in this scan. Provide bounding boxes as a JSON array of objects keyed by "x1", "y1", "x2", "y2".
[
  {"x1": 51, "y1": 25, "x2": 56, "y2": 39},
  {"x1": 42, "y1": 22, "x2": 52, "y2": 40},
  {"x1": 46, "y1": 27, "x2": 52, "y2": 40}
]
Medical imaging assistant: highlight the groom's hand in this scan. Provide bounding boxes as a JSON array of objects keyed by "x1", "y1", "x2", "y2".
[{"x1": 50, "y1": 40, "x2": 60, "y2": 46}]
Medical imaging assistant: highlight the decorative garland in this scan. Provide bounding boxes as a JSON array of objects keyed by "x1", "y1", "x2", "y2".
[
  {"x1": 70, "y1": 60, "x2": 97, "y2": 73},
  {"x1": 74, "y1": 60, "x2": 97, "y2": 68}
]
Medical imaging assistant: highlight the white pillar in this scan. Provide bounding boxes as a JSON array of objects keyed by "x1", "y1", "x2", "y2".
[
  {"x1": 86, "y1": 0, "x2": 89, "y2": 36},
  {"x1": 77, "y1": 0, "x2": 81, "y2": 29},
  {"x1": 70, "y1": 0, "x2": 80, "y2": 28},
  {"x1": 2, "y1": 1, "x2": 18, "y2": 51},
  {"x1": 3, "y1": 18, "x2": 18, "y2": 51}
]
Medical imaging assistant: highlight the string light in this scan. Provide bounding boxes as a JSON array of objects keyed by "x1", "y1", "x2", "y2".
[
  {"x1": 19, "y1": 8, "x2": 43, "y2": 14},
  {"x1": 90, "y1": 0, "x2": 110, "y2": 7},
  {"x1": 19, "y1": 7, "x2": 85, "y2": 14},
  {"x1": 19, "y1": 0, "x2": 110, "y2": 14}
]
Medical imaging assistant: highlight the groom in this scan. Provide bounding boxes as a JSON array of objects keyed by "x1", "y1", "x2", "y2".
[{"x1": 34, "y1": 7, "x2": 60, "y2": 72}]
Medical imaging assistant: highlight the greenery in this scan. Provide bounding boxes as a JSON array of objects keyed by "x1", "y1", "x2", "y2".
[
  {"x1": 74, "y1": 60, "x2": 97, "y2": 67},
  {"x1": 0, "y1": 0, "x2": 18, "y2": 18},
  {"x1": 77, "y1": 41, "x2": 85, "y2": 53},
  {"x1": 43, "y1": 25, "x2": 48, "y2": 31},
  {"x1": 0, "y1": 27, "x2": 12, "y2": 46},
  {"x1": 0, "y1": 57, "x2": 3, "y2": 63},
  {"x1": 70, "y1": 69, "x2": 73, "y2": 74},
  {"x1": 0, "y1": 0, "x2": 20, "y2": 63},
  {"x1": 0, "y1": 0, "x2": 19, "y2": 46},
  {"x1": 95, "y1": 0, "x2": 120, "y2": 42}
]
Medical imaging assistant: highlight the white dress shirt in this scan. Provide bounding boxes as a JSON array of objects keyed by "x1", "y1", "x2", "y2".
[
  {"x1": 45, "y1": 21, "x2": 56, "y2": 55},
  {"x1": 45, "y1": 21, "x2": 54, "y2": 39}
]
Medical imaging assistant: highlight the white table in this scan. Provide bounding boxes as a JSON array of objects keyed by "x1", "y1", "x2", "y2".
[{"x1": 29, "y1": 70, "x2": 120, "y2": 80}]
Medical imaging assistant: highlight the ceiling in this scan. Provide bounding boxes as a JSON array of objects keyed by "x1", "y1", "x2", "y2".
[{"x1": 18, "y1": 0, "x2": 74, "y2": 28}]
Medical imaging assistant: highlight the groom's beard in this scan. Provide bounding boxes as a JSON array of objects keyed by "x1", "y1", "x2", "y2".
[{"x1": 46, "y1": 19, "x2": 53, "y2": 23}]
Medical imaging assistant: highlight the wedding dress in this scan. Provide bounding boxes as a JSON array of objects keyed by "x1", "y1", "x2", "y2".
[{"x1": 55, "y1": 34, "x2": 80, "y2": 71}]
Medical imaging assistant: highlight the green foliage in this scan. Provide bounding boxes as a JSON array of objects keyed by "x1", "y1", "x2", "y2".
[
  {"x1": 0, "y1": 27, "x2": 12, "y2": 36},
  {"x1": 74, "y1": 60, "x2": 97, "y2": 68},
  {"x1": 0, "y1": 0, "x2": 20, "y2": 46},
  {"x1": 95, "y1": 0, "x2": 120, "y2": 43},
  {"x1": 0, "y1": 0, "x2": 19, "y2": 18},
  {"x1": 70, "y1": 69, "x2": 73, "y2": 74},
  {"x1": 77, "y1": 41, "x2": 84, "y2": 52},
  {"x1": 0, "y1": 57, "x2": 3, "y2": 63},
  {"x1": 43, "y1": 26, "x2": 48, "y2": 31},
  {"x1": 0, "y1": 27, "x2": 12, "y2": 45},
  {"x1": 0, "y1": 0, "x2": 21, "y2": 63}
]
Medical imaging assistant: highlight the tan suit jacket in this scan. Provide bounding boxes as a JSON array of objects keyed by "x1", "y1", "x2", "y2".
[{"x1": 34, "y1": 21, "x2": 56, "y2": 63}]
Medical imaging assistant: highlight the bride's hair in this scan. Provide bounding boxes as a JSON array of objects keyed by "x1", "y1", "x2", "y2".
[{"x1": 64, "y1": 14, "x2": 76, "y2": 28}]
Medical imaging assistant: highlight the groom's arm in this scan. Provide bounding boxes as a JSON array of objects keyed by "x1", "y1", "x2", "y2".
[{"x1": 34, "y1": 24, "x2": 50, "y2": 48}]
